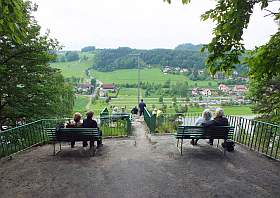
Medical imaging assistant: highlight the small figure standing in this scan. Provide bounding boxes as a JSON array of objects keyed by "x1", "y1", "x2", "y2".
[{"x1": 138, "y1": 99, "x2": 146, "y2": 116}]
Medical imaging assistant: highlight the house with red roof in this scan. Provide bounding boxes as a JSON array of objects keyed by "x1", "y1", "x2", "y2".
[{"x1": 218, "y1": 84, "x2": 230, "y2": 93}]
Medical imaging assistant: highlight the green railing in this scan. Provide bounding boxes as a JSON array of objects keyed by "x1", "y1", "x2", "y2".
[
  {"x1": 0, "y1": 119, "x2": 66, "y2": 158},
  {"x1": 0, "y1": 116, "x2": 132, "y2": 158},
  {"x1": 144, "y1": 108, "x2": 200, "y2": 134},
  {"x1": 227, "y1": 116, "x2": 280, "y2": 160},
  {"x1": 144, "y1": 107, "x2": 156, "y2": 133},
  {"x1": 143, "y1": 111, "x2": 280, "y2": 160},
  {"x1": 100, "y1": 115, "x2": 132, "y2": 137}
]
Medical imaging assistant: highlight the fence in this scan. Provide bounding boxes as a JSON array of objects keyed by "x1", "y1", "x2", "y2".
[
  {"x1": 143, "y1": 111, "x2": 279, "y2": 160},
  {"x1": 143, "y1": 107, "x2": 156, "y2": 133},
  {"x1": 227, "y1": 116, "x2": 280, "y2": 160},
  {"x1": 0, "y1": 115, "x2": 132, "y2": 158}
]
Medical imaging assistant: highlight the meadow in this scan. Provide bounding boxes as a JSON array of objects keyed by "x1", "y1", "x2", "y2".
[
  {"x1": 91, "y1": 68, "x2": 218, "y2": 87},
  {"x1": 50, "y1": 52, "x2": 95, "y2": 78}
]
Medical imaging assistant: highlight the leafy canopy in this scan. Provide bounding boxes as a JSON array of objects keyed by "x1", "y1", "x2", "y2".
[{"x1": 0, "y1": 0, "x2": 75, "y2": 126}]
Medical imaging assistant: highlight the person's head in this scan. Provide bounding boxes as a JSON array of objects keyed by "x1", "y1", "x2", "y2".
[
  {"x1": 86, "y1": 111, "x2": 94, "y2": 119},
  {"x1": 73, "y1": 112, "x2": 82, "y2": 122},
  {"x1": 202, "y1": 109, "x2": 212, "y2": 121},
  {"x1": 141, "y1": 99, "x2": 143, "y2": 102},
  {"x1": 113, "y1": 107, "x2": 118, "y2": 112},
  {"x1": 215, "y1": 108, "x2": 225, "y2": 118}
]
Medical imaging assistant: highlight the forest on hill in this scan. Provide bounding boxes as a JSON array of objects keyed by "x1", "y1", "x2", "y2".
[{"x1": 55, "y1": 43, "x2": 248, "y2": 77}]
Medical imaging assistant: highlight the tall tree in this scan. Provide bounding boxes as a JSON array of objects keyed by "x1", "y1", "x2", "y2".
[
  {"x1": 0, "y1": 0, "x2": 75, "y2": 127},
  {"x1": 165, "y1": 0, "x2": 280, "y2": 121}
]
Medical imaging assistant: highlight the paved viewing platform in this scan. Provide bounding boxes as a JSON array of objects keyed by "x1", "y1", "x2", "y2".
[{"x1": 0, "y1": 117, "x2": 279, "y2": 198}]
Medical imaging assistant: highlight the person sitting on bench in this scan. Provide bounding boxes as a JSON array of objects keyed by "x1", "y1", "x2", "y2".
[
  {"x1": 192, "y1": 109, "x2": 212, "y2": 145},
  {"x1": 66, "y1": 112, "x2": 83, "y2": 148},
  {"x1": 202, "y1": 108, "x2": 229, "y2": 145},
  {"x1": 83, "y1": 111, "x2": 102, "y2": 148}
]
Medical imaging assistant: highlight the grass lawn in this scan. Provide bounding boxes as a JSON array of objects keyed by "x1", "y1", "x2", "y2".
[
  {"x1": 50, "y1": 52, "x2": 95, "y2": 78},
  {"x1": 91, "y1": 68, "x2": 218, "y2": 87},
  {"x1": 73, "y1": 95, "x2": 90, "y2": 115}
]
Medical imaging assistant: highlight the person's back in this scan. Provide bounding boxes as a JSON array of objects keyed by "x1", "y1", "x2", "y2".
[
  {"x1": 138, "y1": 99, "x2": 146, "y2": 116},
  {"x1": 193, "y1": 109, "x2": 212, "y2": 145},
  {"x1": 66, "y1": 112, "x2": 83, "y2": 148},
  {"x1": 202, "y1": 108, "x2": 228, "y2": 145},
  {"x1": 83, "y1": 111, "x2": 102, "y2": 148},
  {"x1": 83, "y1": 118, "x2": 98, "y2": 128},
  {"x1": 131, "y1": 106, "x2": 138, "y2": 114}
]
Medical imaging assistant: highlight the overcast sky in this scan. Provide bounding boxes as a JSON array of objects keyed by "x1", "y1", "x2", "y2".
[{"x1": 32, "y1": 0, "x2": 279, "y2": 50}]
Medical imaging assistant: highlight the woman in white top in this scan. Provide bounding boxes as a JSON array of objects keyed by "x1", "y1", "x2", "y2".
[{"x1": 191, "y1": 109, "x2": 212, "y2": 145}]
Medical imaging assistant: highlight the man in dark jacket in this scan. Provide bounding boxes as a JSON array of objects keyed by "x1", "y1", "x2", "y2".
[
  {"x1": 202, "y1": 108, "x2": 229, "y2": 145},
  {"x1": 138, "y1": 99, "x2": 146, "y2": 116},
  {"x1": 83, "y1": 111, "x2": 102, "y2": 148}
]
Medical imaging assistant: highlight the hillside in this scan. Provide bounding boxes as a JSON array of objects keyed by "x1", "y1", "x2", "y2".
[
  {"x1": 50, "y1": 52, "x2": 95, "y2": 78},
  {"x1": 91, "y1": 68, "x2": 217, "y2": 87}
]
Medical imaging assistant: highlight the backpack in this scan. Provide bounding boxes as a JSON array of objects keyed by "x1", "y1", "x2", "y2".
[{"x1": 222, "y1": 140, "x2": 235, "y2": 152}]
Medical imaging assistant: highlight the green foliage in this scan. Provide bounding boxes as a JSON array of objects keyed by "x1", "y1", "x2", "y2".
[
  {"x1": 0, "y1": 0, "x2": 31, "y2": 44},
  {"x1": 247, "y1": 32, "x2": 280, "y2": 122},
  {"x1": 91, "y1": 78, "x2": 96, "y2": 87},
  {"x1": 81, "y1": 46, "x2": 95, "y2": 52},
  {"x1": 175, "y1": 43, "x2": 203, "y2": 51},
  {"x1": 93, "y1": 47, "x2": 208, "y2": 72},
  {"x1": 65, "y1": 51, "x2": 79, "y2": 62},
  {"x1": 0, "y1": 0, "x2": 74, "y2": 126},
  {"x1": 159, "y1": 96, "x2": 163, "y2": 103}
]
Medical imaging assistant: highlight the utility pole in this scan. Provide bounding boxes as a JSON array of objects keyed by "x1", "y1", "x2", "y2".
[
  {"x1": 137, "y1": 55, "x2": 140, "y2": 105},
  {"x1": 129, "y1": 54, "x2": 141, "y2": 105}
]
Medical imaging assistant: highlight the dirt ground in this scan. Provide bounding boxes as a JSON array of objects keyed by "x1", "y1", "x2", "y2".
[{"x1": 0, "y1": 117, "x2": 279, "y2": 198}]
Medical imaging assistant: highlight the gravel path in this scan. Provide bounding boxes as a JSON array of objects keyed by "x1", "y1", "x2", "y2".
[{"x1": 0, "y1": 117, "x2": 279, "y2": 198}]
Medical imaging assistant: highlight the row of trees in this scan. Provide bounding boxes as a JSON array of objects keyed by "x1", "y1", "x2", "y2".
[
  {"x1": 0, "y1": 0, "x2": 75, "y2": 128},
  {"x1": 92, "y1": 47, "x2": 208, "y2": 72}
]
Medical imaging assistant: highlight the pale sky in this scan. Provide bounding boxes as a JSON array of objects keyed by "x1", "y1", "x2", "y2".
[{"x1": 32, "y1": 0, "x2": 279, "y2": 50}]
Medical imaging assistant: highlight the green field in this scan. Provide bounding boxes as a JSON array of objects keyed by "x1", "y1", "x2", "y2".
[
  {"x1": 73, "y1": 95, "x2": 90, "y2": 115},
  {"x1": 50, "y1": 52, "x2": 95, "y2": 78},
  {"x1": 91, "y1": 68, "x2": 218, "y2": 87}
]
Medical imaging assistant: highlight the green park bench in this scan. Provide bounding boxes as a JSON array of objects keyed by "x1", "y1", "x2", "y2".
[
  {"x1": 175, "y1": 126, "x2": 234, "y2": 156},
  {"x1": 46, "y1": 128, "x2": 102, "y2": 156}
]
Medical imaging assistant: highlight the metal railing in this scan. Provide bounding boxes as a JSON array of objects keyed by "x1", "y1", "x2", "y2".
[
  {"x1": 143, "y1": 111, "x2": 279, "y2": 160},
  {"x1": 144, "y1": 107, "x2": 156, "y2": 133},
  {"x1": 0, "y1": 116, "x2": 132, "y2": 158},
  {"x1": 227, "y1": 116, "x2": 280, "y2": 160},
  {"x1": 0, "y1": 119, "x2": 66, "y2": 158}
]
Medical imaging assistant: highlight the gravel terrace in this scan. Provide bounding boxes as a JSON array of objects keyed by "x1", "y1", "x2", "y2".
[{"x1": 0, "y1": 116, "x2": 279, "y2": 198}]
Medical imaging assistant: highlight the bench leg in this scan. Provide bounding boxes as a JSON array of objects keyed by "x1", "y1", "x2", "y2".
[
  {"x1": 53, "y1": 142, "x2": 56, "y2": 156},
  {"x1": 217, "y1": 139, "x2": 219, "y2": 148},
  {"x1": 59, "y1": 142, "x2": 62, "y2": 151},
  {"x1": 181, "y1": 139, "x2": 183, "y2": 156},
  {"x1": 90, "y1": 140, "x2": 95, "y2": 157},
  {"x1": 177, "y1": 139, "x2": 179, "y2": 147}
]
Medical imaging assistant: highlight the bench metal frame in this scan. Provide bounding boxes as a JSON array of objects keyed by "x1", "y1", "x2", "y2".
[{"x1": 175, "y1": 126, "x2": 234, "y2": 156}]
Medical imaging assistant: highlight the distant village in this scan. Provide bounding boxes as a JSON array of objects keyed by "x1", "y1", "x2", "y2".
[{"x1": 74, "y1": 65, "x2": 250, "y2": 106}]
